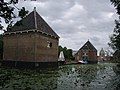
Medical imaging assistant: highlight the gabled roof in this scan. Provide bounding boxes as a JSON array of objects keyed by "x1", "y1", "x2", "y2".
[
  {"x1": 6, "y1": 9, "x2": 59, "y2": 38},
  {"x1": 78, "y1": 40, "x2": 97, "y2": 52}
]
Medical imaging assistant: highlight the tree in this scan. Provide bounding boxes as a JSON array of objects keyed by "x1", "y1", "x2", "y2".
[
  {"x1": 67, "y1": 49, "x2": 74, "y2": 60},
  {"x1": 109, "y1": 20, "x2": 120, "y2": 50},
  {"x1": 58, "y1": 46, "x2": 74, "y2": 61},
  {"x1": 109, "y1": 0, "x2": 120, "y2": 50},
  {"x1": 0, "y1": 35, "x2": 3, "y2": 59},
  {"x1": 63, "y1": 47, "x2": 67, "y2": 59},
  {"x1": 0, "y1": 0, "x2": 28, "y2": 31},
  {"x1": 110, "y1": 0, "x2": 120, "y2": 15}
]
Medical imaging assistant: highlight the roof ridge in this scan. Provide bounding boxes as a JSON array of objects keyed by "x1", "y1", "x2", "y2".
[
  {"x1": 78, "y1": 40, "x2": 97, "y2": 52},
  {"x1": 34, "y1": 7, "x2": 37, "y2": 29},
  {"x1": 35, "y1": 11, "x2": 59, "y2": 38},
  {"x1": 6, "y1": 9, "x2": 59, "y2": 38},
  {"x1": 86, "y1": 40, "x2": 97, "y2": 50}
]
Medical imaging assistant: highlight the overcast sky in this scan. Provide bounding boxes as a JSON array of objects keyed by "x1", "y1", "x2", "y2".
[{"x1": 2, "y1": 0, "x2": 118, "y2": 51}]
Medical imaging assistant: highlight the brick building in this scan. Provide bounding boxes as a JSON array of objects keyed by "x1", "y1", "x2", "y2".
[
  {"x1": 75, "y1": 40, "x2": 98, "y2": 63},
  {"x1": 2, "y1": 8, "x2": 59, "y2": 68}
]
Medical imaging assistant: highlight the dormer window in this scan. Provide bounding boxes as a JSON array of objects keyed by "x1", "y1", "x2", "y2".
[{"x1": 47, "y1": 41, "x2": 52, "y2": 48}]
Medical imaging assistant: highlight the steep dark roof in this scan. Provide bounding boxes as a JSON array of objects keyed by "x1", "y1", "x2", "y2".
[
  {"x1": 35, "y1": 12, "x2": 59, "y2": 38},
  {"x1": 6, "y1": 10, "x2": 59, "y2": 38},
  {"x1": 79, "y1": 40, "x2": 97, "y2": 52}
]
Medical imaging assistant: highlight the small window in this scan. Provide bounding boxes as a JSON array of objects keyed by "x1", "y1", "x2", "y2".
[
  {"x1": 47, "y1": 41, "x2": 52, "y2": 48},
  {"x1": 83, "y1": 51, "x2": 88, "y2": 56}
]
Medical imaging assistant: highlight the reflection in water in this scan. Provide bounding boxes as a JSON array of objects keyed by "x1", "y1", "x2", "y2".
[
  {"x1": 113, "y1": 64, "x2": 120, "y2": 75},
  {"x1": 0, "y1": 63, "x2": 120, "y2": 90},
  {"x1": 57, "y1": 64, "x2": 98, "y2": 90},
  {"x1": 57, "y1": 63, "x2": 120, "y2": 90},
  {"x1": 112, "y1": 63, "x2": 120, "y2": 90}
]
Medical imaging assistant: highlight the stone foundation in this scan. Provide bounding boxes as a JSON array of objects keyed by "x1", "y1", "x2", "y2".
[{"x1": 1, "y1": 60, "x2": 58, "y2": 69}]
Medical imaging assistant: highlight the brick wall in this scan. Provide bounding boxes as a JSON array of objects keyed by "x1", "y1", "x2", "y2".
[
  {"x1": 35, "y1": 33, "x2": 59, "y2": 62},
  {"x1": 3, "y1": 32, "x2": 59, "y2": 62},
  {"x1": 75, "y1": 50, "x2": 97, "y2": 62}
]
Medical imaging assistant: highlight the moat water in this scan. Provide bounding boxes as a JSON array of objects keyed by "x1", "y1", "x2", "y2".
[{"x1": 0, "y1": 63, "x2": 120, "y2": 90}]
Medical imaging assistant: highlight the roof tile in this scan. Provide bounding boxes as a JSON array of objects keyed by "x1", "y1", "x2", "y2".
[{"x1": 6, "y1": 10, "x2": 59, "y2": 38}]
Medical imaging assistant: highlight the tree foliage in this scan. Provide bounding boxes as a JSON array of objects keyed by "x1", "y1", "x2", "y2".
[
  {"x1": 0, "y1": 35, "x2": 3, "y2": 59},
  {"x1": 0, "y1": 0, "x2": 28, "y2": 30},
  {"x1": 58, "y1": 46, "x2": 74, "y2": 60},
  {"x1": 109, "y1": 0, "x2": 120, "y2": 50},
  {"x1": 19, "y1": 7, "x2": 29, "y2": 19},
  {"x1": 109, "y1": 20, "x2": 120, "y2": 50},
  {"x1": 110, "y1": 0, "x2": 120, "y2": 15}
]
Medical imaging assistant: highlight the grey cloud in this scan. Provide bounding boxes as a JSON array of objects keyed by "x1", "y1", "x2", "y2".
[{"x1": 2, "y1": 0, "x2": 117, "y2": 51}]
